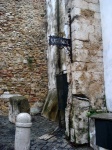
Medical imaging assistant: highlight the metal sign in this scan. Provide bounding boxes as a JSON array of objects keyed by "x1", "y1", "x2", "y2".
[{"x1": 49, "y1": 35, "x2": 71, "y2": 47}]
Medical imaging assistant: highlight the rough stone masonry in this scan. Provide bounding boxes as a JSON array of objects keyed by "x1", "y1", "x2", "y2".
[
  {"x1": 0, "y1": 0, "x2": 48, "y2": 107},
  {"x1": 43, "y1": 0, "x2": 105, "y2": 145}
]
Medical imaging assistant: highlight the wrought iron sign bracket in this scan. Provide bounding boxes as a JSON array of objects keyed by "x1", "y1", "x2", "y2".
[
  {"x1": 49, "y1": 35, "x2": 72, "y2": 62},
  {"x1": 49, "y1": 35, "x2": 71, "y2": 47}
]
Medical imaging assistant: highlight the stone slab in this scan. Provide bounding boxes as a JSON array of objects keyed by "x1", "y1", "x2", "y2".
[{"x1": 90, "y1": 113, "x2": 112, "y2": 121}]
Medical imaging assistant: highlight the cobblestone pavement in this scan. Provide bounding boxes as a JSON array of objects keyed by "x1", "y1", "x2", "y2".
[{"x1": 0, "y1": 115, "x2": 93, "y2": 150}]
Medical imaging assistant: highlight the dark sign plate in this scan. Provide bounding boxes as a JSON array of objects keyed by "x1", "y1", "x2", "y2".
[{"x1": 49, "y1": 35, "x2": 71, "y2": 47}]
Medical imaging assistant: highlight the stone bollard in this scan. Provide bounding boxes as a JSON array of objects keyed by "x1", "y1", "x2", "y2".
[{"x1": 15, "y1": 113, "x2": 32, "y2": 150}]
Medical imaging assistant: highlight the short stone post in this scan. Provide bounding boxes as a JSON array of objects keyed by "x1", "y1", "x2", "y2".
[
  {"x1": 9, "y1": 96, "x2": 30, "y2": 123},
  {"x1": 15, "y1": 113, "x2": 32, "y2": 150}
]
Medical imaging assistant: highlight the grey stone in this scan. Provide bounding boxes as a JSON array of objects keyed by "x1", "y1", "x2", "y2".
[
  {"x1": 9, "y1": 96, "x2": 30, "y2": 123},
  {"x1": 31, "y1": 101, "x2": 44, "y2": 115},
  {"x1": 30, "y1": 107, "x2": 41, "y2": 115}
]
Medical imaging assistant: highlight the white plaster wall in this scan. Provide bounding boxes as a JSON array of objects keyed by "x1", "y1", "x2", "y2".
[
  {"x1": 100, "y1": 0, "x2": 112, "y2": 112},
  {"x1": 46, "y1": 0, "x2": 58, "y2": 90}
]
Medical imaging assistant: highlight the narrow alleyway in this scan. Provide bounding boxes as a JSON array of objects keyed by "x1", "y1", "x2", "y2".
[{"x1": 0, "y1": 115, "x2": 93, "y2": 150}]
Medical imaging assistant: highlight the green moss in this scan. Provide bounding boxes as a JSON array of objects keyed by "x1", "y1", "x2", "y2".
[
  {"x1": 87, "y1": 108, "x2": 106, "y2": 117},
  {"x1": 9, "y1": 96, "x2": 30, "y2": 113},
  {"x1": 26, "y1": 56, "x2": 34, "y2": 69}
]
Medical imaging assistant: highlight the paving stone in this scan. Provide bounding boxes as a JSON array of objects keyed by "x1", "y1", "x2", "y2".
[
  {"x1": 48, "y1": 137, "x2": 57, "y2": 142},
  {"x1": 0, "y1": 115, "x2": 92, "y2": 150}
]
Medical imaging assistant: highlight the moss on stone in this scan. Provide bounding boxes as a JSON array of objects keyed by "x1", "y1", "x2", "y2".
[{"x1": 9, "y1": 96, "x2": 30, "y2": 113}]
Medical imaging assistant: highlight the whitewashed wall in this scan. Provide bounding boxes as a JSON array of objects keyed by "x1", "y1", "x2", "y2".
[
  {"x1": 46, "y1": 0, "x2": 58, "y2": 90},
  {"x1": 100, "y1": 0, "x2": 112, "y2": 112}
]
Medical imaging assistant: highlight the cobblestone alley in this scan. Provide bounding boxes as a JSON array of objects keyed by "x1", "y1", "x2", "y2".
[{"x1": 0, "y1": 115, "x2": 93, "y2": 150}]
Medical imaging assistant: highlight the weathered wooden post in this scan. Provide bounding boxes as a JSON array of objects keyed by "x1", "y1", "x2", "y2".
[{"x1": 15, "y1": 113, "x2": 32, "y2": 150}]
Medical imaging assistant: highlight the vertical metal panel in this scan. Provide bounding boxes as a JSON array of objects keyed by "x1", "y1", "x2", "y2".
[{"x1": 56, "y1": 73, "x2": 68, "y2": 110}]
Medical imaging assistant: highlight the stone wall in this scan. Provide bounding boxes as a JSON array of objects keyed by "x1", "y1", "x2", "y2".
[
  {"x1": 63, "y1": 0, "x2": 104, "y2": 144},
  {"x1": 45, "y1": 0, "x2": 105, "y2": 145},
  {"x1": 0, "y1": 92, "x2": 21, "y2": 116},
  {"x1": 71, "y1": 0, "x2": 104, "y2": 109},
  {"x1": 0, "y1": 98, "x2": 9, "y2": 116},
  {"x1": 0, "y1": 0, "x2": 48, "y2": 106},
  {"x1": 58, "y1": 0, "x2": 105, "y2": 108},
  {"x1": 58, "y1": 0, "x2": 104, "y2": 109}
]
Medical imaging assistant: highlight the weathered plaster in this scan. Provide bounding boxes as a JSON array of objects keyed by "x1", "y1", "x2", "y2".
[
  {"x1": 46, "y1": 0, "x2": 58, "y2": 90},
  {"x1": 100, "y1": 0, "x2": 112, "y2": 112}
]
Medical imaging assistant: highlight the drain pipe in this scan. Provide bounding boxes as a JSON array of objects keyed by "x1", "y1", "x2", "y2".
[
  {"x1": 57, "y1": 0, "x2": 61, "y2": 72},
  {"x1": 56, "y1": 0, "x2": 62, "y2": 128}
]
